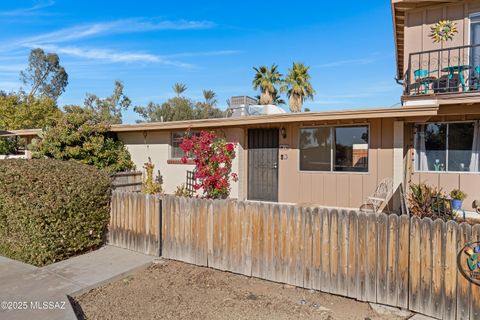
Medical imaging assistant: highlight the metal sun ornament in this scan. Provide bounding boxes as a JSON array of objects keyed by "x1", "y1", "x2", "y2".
[{"x1": 430, "y1": 20, "x2": 458, "y2": 43}]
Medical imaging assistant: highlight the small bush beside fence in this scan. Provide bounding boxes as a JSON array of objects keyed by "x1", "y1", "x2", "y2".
[{"x1": 0, "y1": 159, "x2": 111, "y2": 266}]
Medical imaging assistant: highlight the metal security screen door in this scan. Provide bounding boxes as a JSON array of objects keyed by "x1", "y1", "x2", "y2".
[{"x1": 248, "y1": 128, "x2": 279, "y2": 202}]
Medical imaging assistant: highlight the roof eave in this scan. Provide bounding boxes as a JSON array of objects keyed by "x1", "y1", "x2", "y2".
[{"x1": 110, "y1": 105, "x2": 440, "y2": 132}]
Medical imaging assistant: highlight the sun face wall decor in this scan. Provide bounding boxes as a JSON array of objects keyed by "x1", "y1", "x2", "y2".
[{"x1": 430, "y1": 20, "x2": 459, "y2": 43}]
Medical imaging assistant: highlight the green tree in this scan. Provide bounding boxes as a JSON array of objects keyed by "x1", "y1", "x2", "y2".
[
  {"x1": 194, "y1": 90, "x2": 224, "y2": 119},
  {"x1": 0, "y1": 93, "x2": 61, "y2": 155},
  {"x1": 135, "y1": 97, "x2": 195, "y2": 123},
  {"x1": 0, "y1": 138, "x2": 18, "y2": 154},
  {"x1": 83, "y1": 80, "x2": 131, "y2": 124},
  {"x1": 0, "y1": 94, "x2": 61, "y2": 130},
  {"x1": 20, "y1": 48, "x2": 68, "y2": 101},
  {"x1": 280, "y1": 62, "x2": 316, "y2": 112},
  {"x1": 30, "y1": 105, "x2": 134, "y2": 173},
  {"x1": 252, "y1": 64, "x2": 282, "y2": 105},
  {"x1": 173, "y1": 82, "x2": 187, "y2": 96},
  {"x1": 135, "y1": 84, "x2": 224, "y2": 122}
]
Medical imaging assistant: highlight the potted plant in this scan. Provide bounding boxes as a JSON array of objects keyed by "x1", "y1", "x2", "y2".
[{"x1": 450, "y1": 189, "x2": 467, "y2": 210}]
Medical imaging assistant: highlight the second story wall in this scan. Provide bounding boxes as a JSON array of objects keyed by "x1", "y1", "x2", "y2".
[{"x1": 403, "y1": 0, "x2": 480, "y2": 76}]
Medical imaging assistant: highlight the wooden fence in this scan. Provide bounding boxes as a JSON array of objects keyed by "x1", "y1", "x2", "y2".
[
  {"x1": 111, "y1": 171, "x2": 143, "y2": 192},
  {"x1": 161, "y1": 195, "x2": 480, "y2": 320},
  {"x1": 109, "y1": 191, "x2": 161, "y2": 255}
]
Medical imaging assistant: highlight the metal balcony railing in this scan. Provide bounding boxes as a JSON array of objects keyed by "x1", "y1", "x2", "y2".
[{"x1": 405, "y1": 44, "x2": 480, "y2": 96}]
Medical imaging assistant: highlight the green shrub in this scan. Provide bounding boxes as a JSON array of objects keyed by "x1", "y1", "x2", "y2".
[
  {"x1": 0, "y1": 137, "x2": 18, "y2": 155},
  {"x1": 30, "y1": 105, "x2": 135, "y2": 173},
  {"x1": 450, "y1": 189, "x2": 467, "y2": 201},
  {"x1": 0, "y1": 159, "x2": 111, "y2": 266}
]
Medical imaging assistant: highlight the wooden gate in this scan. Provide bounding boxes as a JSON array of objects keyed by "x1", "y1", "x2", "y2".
[{"x1": 248, "y1": 128, "x2": 279, "y2": 202}]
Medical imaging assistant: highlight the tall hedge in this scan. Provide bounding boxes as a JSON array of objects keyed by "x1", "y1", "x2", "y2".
[{"x1": 0, "y1": 159, "x2": 111, "y2": 266}]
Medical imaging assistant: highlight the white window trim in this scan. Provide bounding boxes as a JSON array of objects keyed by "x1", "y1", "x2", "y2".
[
  {"x1": 298, "y1": 123, "x2": 370, "y2": 174},
  {"x1": 413, "y1": 120, "x2": 480, "y2": 174},
  {"x1": 469, "y1": 12, "x2": 480, "y2": 45}
]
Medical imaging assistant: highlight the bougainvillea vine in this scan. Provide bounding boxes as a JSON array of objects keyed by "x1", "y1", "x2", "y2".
[{"x1": 180, "y1": 130, "x2": 238, "y2": 199}]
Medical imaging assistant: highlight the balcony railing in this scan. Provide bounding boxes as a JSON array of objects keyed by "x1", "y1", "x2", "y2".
[{"x1": 405, "y1": 44, "x2": 480, "y2": 97}]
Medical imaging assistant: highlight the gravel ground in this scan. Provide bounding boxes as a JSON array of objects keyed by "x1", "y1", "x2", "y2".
[{"x1": 74, "y1": 260, "x2": 404, "y2": 320}]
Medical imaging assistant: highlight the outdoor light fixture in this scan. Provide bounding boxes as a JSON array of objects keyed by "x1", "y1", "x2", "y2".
[{"x1": 280, "y1": 127, "x2": 287, "y2": 139}]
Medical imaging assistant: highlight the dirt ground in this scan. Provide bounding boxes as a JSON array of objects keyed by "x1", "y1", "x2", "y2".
[{"x1": 74, "y1": 260, "x2": 404, "y2": 320}]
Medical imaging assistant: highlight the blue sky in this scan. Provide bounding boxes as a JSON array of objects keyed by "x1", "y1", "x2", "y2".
[{"x1": 0, "y1": 0, "x2": 402, "y2": 124}]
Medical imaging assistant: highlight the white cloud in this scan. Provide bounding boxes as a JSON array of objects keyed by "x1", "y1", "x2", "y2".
[
  {"x1": 36, "y1": 45, "x2": 194, "y2": 67},
  {"x1": 315, "y1": 58, "x2": 375, "y2": 68},
  {"x1": 310, "y1": 99, "x2": 348, "y2": 105},
  {"x1": 0, "y1": 17, "x2": 219, "y2": 69},
  {"x1": 0, "y1": 0, "x2": 55, "y2": 16},
  {"x1": 165, "y1": 50, "x2": 241, "y2": 58},
  {"x1": 15, "y1": 18, "x2": 215, "y2": 48}
]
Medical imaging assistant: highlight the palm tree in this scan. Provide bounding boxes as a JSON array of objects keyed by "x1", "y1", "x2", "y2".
[
  {"x1": 194, "y1": 89, "x2": 224, "y2": 119},
  {"x1": 255, "y1": 89, "x2": 285, "y2": 105},
  {"x1": 280, "y1": 63, "x2": 316, "y2": 112},
  {"x1": 173, "y1": 82, "x2": 187, "y2": 96},
  {"x1": 202, "y1": 89, "x2": 217, "y2": 106},
  {"x1": 252, "y1": 64, "x2": 282, "y2": 105}
]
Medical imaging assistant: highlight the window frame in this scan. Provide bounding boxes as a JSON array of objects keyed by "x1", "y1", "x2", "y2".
[
  {"x1": 298, "y1": 123, "x2": 370, "y2": 174},
  {"x1": 413, "y1": 120, "x2": 478, "y2": 174},
  {"x1": 170, "y1": 130, "x2": 199, "y2": 160}
]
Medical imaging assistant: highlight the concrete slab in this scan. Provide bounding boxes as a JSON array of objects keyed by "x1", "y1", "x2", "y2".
[
  {"x1": 369, "y1": 302, "x2": 413, "y2": 318},
  {"x1": 44, "y1": 246, "x2": 154, "y2": 295},
  {"x1": 409, "y1": 314, "x2": 438, "y2": 320},
  {"x1": 0, "y1": 245, "x2": 154, "y2": 320}
]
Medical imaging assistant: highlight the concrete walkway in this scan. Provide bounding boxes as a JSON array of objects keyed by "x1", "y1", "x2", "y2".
[{"x1": 0, "y1": 246, "x2": 155, "y2": 320}]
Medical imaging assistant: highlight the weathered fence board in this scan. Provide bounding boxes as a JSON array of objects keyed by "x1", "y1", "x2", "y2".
[
  {"x1": 397, "y1": 214, "x2": 410, "y2": 309},
  {"x1": 111, "y1": 171, "x2": 142, "y2": 192},
  {"x1": 356, "y1": 212, "x2": 367, "y2": 301},
  {"x1": 109, "y1": 191, "x2": 161, "y2": 256},
  {"x1": 409, "y1": 216, "x2": 421, "y2": 313},
  {"x1": 320, "y1": 208, "x2": 331, "y2": 293},
  {"x1": 366, "y1": 213, "x2": 377, "y2": 302},
  {"x1": 470, "y1": 224, "x2": 480, "y2": 320},
  {"x1": 377, "y1": 213, "x2": 388, "y2": 305},
  {"x1": 456, "y1": 223, "x2": 471, "y2": 320},
  {"x1": 444, "y1": 220, "x2": 458, "y2": 320},
  {"x1": 347, "y1": 210, "x2": 358, "y2": 299},
  {"x1": 110, "y1": 192, "x2": 480, "y2": 320}
]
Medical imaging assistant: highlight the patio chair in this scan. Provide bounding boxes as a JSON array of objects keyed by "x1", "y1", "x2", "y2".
[
  {"x1": 360, "y1": 177, "x2": 394, "y2": 213},
  {"x1": 472, "y1": 65, "x2": 480, "y2": 91},
  {"x1": 414, "y1": 69, "x2": 437, "y2": 95}
]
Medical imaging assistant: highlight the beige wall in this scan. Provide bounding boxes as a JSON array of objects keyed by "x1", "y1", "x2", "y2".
[
  {"x1": 118, "y1": 128, "x2": 245, "y2": 199},
  {"x1": 118, "y1": 114, "x2": 480, "y2": 212},
  {"x1": 277, "y1": 118, "x2": 397, "y2": 209},
  {"x1": 409, "y1": 172, "x2": 480, "y2": 210},
  {"x1": 404, "y1": 1, "x2": 480, "y2": 78}
]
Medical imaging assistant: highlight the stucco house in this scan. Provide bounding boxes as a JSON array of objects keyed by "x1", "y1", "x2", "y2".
[{"x1": 4, "y1": 0, "x2": 480, "y2": 212}]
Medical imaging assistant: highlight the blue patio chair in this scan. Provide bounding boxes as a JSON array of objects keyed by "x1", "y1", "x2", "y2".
[
  {"x1": 414, "y1": 69, "x2": 437, "y2": 95},
  {"x1": 474, "y1": 65, "x2": 480, "y2": 90}
]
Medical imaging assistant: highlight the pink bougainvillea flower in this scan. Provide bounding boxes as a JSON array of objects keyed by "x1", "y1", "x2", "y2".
[{"x1": 179, "y1": 130, "x2": 238, "y2": 199}]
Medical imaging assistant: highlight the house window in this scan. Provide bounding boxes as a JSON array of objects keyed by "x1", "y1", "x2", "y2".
[
  {"x1": 415, "y1": 122, "x2": 480, "y2": 172},
  {"x1": 299, "y1": 125, "x2": 369, "y2": 172},
  {"x1": 171, "y1": 131, "x2": 199, "y2": 159}
]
